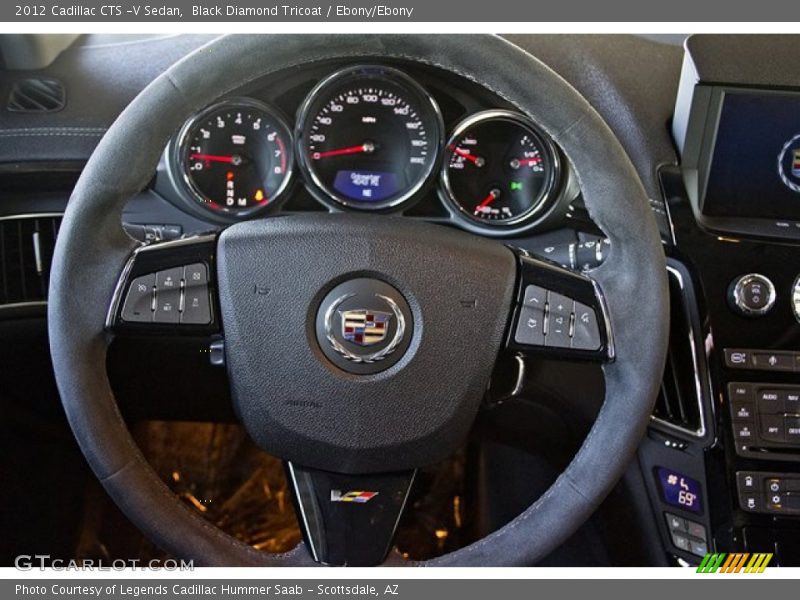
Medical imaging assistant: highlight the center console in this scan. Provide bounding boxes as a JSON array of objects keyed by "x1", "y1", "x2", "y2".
[{"x1": 661, "y1": 34, "x2": 800, "y2": 566}]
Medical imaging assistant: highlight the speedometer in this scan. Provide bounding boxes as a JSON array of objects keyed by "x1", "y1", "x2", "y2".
[{"x1": 296, "y1": 65, "x2": 443, "y2": 210}]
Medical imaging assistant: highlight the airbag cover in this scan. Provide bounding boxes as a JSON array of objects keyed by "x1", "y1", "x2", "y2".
[{"x1": 216, "y1": 214, "x2": 516, "y2": 473}]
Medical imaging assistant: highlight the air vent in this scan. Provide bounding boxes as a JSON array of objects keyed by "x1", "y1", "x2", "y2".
[
  {"x1": 7, "y1": 78, "x2": 65, "y2": 113},
  {"x1": 651, "y1": 265, "x2": 707, "y2": 438},
  {"x1": 0, "y1": 214, "x2": 62, "y2": 306}
]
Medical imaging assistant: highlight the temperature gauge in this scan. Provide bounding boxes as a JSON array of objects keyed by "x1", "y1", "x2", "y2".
[{"x1": 441, "y1": 110, "x2": 559, "y2": 230}]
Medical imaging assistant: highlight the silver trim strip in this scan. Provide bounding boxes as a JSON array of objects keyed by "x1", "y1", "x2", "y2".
[
  {"x1": 661, "y1": 193, "x2": 678, "y2": 247},
  {"x1": 389, "y1": 469, "x2": 417, "y2": 556},
  {"x1": 649, "y1": 265, "x2": 707, "y2": 439},
  {"x1": 0, "y1": 300, "x2": 47, "y2": 312},
  {"x1": 0, "y1": 212, "x2": 64, "y2": 222},
  {"x1": 590, "y1": 276, "x2": 616, "y2": 362},
  {"x1": 286, "y1": 462, "x2": 320, "y2": 563},
  {"x1": 511, "y1": 354, "x2": 526, "y2": 397},
  {"x1": 32, "y1": 231, "x2": 43, "y2": 275}
]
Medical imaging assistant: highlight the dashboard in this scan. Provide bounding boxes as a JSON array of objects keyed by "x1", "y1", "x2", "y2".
[{"x1": 155, "y1": 60, "x2": 575, "y2": 239}]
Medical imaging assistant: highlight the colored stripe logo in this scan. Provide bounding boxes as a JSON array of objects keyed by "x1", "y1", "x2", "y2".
[
  {"x1": 330, "y1": 490, "x2": 379, "y2": 503},
  {"x1": 696, "y1": 553, "x2": 772, "y2": 573}
]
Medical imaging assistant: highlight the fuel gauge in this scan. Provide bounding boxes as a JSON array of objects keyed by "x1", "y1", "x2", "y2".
[{"x1": 442, "y1": 110, "x2": 559, "y2": 230}]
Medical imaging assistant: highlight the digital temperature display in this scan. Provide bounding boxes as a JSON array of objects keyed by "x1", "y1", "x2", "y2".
[{"x1": 656, "y1": 467, "x2": 702, "y2": 515}]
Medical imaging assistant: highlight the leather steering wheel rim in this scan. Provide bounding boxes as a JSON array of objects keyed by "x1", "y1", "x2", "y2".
[{"x1": 48, "y1": 34, "x2": 668, "y2": 567}]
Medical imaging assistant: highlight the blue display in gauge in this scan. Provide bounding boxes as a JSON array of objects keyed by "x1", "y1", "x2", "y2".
[
  {"x1": 333, "y1": 170, "x2": 400, "y2": 202},
  {"x1": 656, "y1": 467, "x2": 702, "y2": 514}
]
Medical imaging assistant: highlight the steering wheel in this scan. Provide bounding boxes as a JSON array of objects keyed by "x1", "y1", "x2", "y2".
[{"x1": 48, "y1": 34, "x2": 668, "y2": 567}]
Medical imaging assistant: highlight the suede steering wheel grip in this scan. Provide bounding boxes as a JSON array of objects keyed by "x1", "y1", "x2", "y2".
[{"x1": 48, "y1": 34, "x2": 668, "y2": 567}]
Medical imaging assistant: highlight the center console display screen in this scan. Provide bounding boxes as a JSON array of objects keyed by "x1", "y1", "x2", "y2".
[{"x1": 704, "y1": 90, "x2": 800, "y2": 220}]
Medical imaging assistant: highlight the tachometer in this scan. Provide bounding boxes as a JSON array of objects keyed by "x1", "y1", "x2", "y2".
[
  {"x1": 441, "y1": 110, "x2": 559, "y2": 231},
  {"x1": 177, "y1": 98, "x2": 293, "y2": 218},
  {"x1": 296, "y1": 65, "x2": 443, "y2": 210}
]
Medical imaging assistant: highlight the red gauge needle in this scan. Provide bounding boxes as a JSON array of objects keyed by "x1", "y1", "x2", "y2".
[
  {"x1": 454, "y1": 147, "x2": 480, "y2": 163},
  {"x1": 190, "y1": 153, "x2": 236, "y2": 164},
  {"x1": 454, "y1": 147, "x2": 486, "y2": 167},
  {"x1": 312, "y1": 142, "x2": 375, "y2": 160},
  {"x1": 475, "y1": 190, "x2": 499, "y2": 213},
  {"x1": 515, "y1": 157, "x2": 542, "y2": 166}
]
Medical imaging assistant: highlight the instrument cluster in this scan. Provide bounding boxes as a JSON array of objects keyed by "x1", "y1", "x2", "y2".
[{"x1": 165, "y1": 63, "x2": 572, "y2": 236}]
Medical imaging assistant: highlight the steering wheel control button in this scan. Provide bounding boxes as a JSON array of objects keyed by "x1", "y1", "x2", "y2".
[
  {"x1": 121, "y1": 273, "x2": 155, "y2": 323},
  {"x1": 514, "y1": 304, "x2": 545, "y2": 346},
  {"x1": 315, "y1": 277, "x2": 413, "y2": 375},
  {"x1": 729, "y1": 273, "x2": 776, "y2": 316},
  {"x1": 181, "y1": 263, "x2": 211, "y2": 325},
  {"x1": 508, "y1": 254, "x2": 612, "y2": 360},
  {"x1": 154, "y1": 267, "x2": 183, "y2": 324},
  {"x1": 545, "y1": 291, "x2": 573, "y2": 348},
  {"x1": 514, "y1": 285, "x2": 547, "y2": 345},
  {"x1": 572, "y1": 301, "x2": 601, "y2": 350},
  {"x1": 522, "y1": 284, "x2": 547, "y2": 309}
]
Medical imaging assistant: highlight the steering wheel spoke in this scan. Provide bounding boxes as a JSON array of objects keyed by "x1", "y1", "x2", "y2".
[
  {"x1": 287, "y1": 463, "x2": 415, "y2": 566},
  {"x1": 505, "y1": 250, "x2": 614, "y2": 362},
  {"x1": 106, "y1": 234, "x2": 220, "y2": 335}
]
